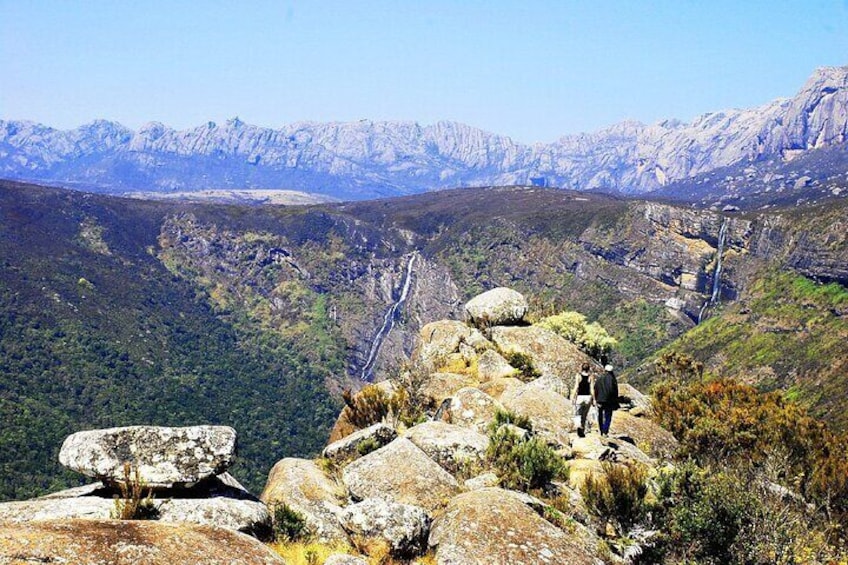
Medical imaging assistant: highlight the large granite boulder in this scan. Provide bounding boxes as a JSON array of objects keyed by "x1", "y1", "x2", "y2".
[
  {"x1": 414, "y1": 320, "x2": 492, "y2": 371},
  {"x1": 322, "y1": 423, "x2": 398, "y2": 464},
  {"x1": 490, "y1": 325, "x2": 591, "y2": 381},
  {"x1": 420, "y1": 372, "x2": 479, "y2": 407},
  {"x1": 445, "y1": 387, "x2": 504, "y2": 434},
  {"x1": 500, "y1": 384, "x2": 574, "y2": 447},
  {"x1": 0, "y1": 519, "x2": 285, "y2": 564},
  {"x1": 341, "y1": 438, "x2": 459, "y2": 513},
  {"x1": 339, "y1": 498, "x2": 431, "y2": 557},
  {"x1": 619, "y1": 383, "x2": 651, "y2": 413},
  {"x1": 260, "y1": 457, "x2": 348, "y2": 543},
  {"x1": 477, "y1": 349, "x2": 518, "y2": 381},
  {"x1": 429, "y1": 487, "x2": 598, "y2": 565},
  {"x1": 464, "y1": 287, "x2": 529, "y2": 328},
  {"x1": 405, "y1": 421, "x2": 489, "y2": 475},
  {"x1": 478, "y1": 376, "x2": 525, "y2": 400},
  {"x1": 59, "y1": 425, "x2": 237, "y2": 488}
]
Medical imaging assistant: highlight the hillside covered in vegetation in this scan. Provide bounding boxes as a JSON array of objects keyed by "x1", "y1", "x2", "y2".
[{"x1": 1, "y1": 179, "x2": 846, "y2": 502}]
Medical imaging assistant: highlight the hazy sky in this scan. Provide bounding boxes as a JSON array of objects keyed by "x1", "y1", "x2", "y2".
[{"x1": 2, "y1": 1, "x2": 847, "y2": 143}]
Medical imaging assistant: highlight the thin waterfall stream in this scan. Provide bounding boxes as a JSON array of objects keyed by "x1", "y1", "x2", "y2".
[
  {"x1": 698, "y1": 217, "x2": 729, "y2": 324},
  {"x1": 360, "y1": 252, "x2": 418, "y2": 381}
]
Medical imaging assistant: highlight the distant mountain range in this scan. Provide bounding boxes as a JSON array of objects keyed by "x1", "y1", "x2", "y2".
[{"x1": 2, "y1": 66, "x2": 847, "y2": 201}]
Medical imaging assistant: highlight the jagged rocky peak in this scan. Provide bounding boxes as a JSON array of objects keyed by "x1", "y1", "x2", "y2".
[
  {"x1": 3, "y1": 66, "x2": 848, "y2": 200},
  {"x1": 277, "y1": 287, "x2": 675, "y2": 563}
]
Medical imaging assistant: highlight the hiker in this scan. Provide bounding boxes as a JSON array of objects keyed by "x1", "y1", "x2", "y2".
[
  {"x1": 594, "y1": 364, "x2": 619, "y2": 437},
  {"x1": 571, "y1": 362, "x2": 594, "y2": 437}
]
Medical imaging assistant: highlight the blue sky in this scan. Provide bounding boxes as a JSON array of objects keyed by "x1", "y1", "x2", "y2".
[{"x1": 2, "y1": 1, "x2": 847, "y2": 143}]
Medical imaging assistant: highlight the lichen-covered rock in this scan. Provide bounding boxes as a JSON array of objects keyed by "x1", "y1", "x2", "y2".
[
  {"x1": 420, "y1": 372, "x2": 479, "y2": 407},
  {"x1": 490, "y1": 325, "x2": 591, "y2": 381},
  {"x1": 156, "y1": 497, "x2": 271, "y2": 540},
  {"x1": 414, "y1": 320, "x2": 492, "y2": 372},
  {"x1": 324, "y1": 555, "x2": 369, "y2": 565},
  {"x1": 0, "y1": 475, "x2": 273, "y2": 540},
  {"x1": 260, "y1": 457, "x2": 348, "y2": 543},
  {"x1": 341, "y1": 438, "x2": 459, "y2": 513},
  {"x1": 446, "y1": 387, "x2": 504, "y2": 434},
  {"x1": 478, "y1": 376, "x2": 525, "y2": 400},
  {"x1": 464, "y1": 287, "x2": 528, "y2": 328},
  {"x1": 339, "y1": 498, "x2": 431, "y2": 557},
  {"x1": 476, "y1": 349, "x2": 519, "y2": 381},
  {"x1": 500, "y1": 384, "x2": 573, "y2": 447},
  {"x1": 323, "y1": 423, "x2": 398, "y2": 463},
  {"x1": 429, "y1": 487, "x2": 598, "y2": 565},
  {"x1": 464, "y1": 472, "x2": 500, "y2": 490},
  {"x1": 0, "y1": 519, "x2": 286, "y2": 564},
  {"x1": 59, "y1": 425, "x2": 237, "y2": 488},
  {"x1": 609, "y1": 411, "x2": 679, "y2": 459},
  {"x1": 405, "y1": 421, "x2": 489, "y2": 475}
]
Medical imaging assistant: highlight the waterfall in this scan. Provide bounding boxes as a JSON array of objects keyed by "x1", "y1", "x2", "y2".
[
  {"x1": 360, "y1": 252, "x2": 418, "y2": 381},
  {"x1": 698, "y1": 217, "x2": 729, "y2": 324}
]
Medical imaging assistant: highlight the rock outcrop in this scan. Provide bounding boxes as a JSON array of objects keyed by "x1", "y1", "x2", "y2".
[
  {"x1": 339, "y1": 498, "x2": 431, "y2": 557},
  {"x1": 260, "y1": 457, "x2": 349, "y2": 543},
  {"x1": 405, "y1": 421, "x2": 489, "y2": 475},
  {"x1": 59, "y1": 425, "x2": 237, "y2": 487},
  {"x1": 429, "y1": 488, "x2": 597, "y2": 565},
  {"x1": 0, "y1": 519, "x2": 285, "y2": 565},
  {"x1": 341, "y1": 438, "x2": 460, "y2": 513},
  {"x1": 322, "y1": 423, "x2": 398, "y2": 464}
]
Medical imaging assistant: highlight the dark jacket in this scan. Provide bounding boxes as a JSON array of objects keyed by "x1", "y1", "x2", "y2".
[{"x1": 594, "y1": 371, "x2": 619, "y2": 408}]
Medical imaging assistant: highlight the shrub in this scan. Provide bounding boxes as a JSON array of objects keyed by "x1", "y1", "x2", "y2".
[
  {"x1": 503, "y1": 351, "x2": 542, "y2": 382},
  {"x1": 272, "y1": 503, "x2": 311, "y2": 543},
  {"x1": 486, "y1": 424, "x2": 564, "y2": 491},
  {"x1": 111, "y1": 462, "x2": 158, "y2": 520},
  {"x1": 357, "y1": 437, "x2": 380, "y2": 457},
  {"x1": 581, "y1": 461, "x2": 649, "y2": 530},
  {"x1": 490, "y1": 408, "x2": 533, "y2": 433},
  {"x1": 536, "y1": 311, "x2": 617, "y2": 360},
  {"x1": 342, "y1": 385, "x2": 392, "y2": 429}
]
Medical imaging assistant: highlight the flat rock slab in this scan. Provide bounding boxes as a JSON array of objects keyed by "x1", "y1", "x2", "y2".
[
  {"x1": 59, "y1": 425, "x2": 237, "y2": 488},
  {"x1": 0, "y1": 481, "x2": 272, "y2": 540},
  {"x1": 429, "y1": 487, "x2": 598, "y2": 565},
  {"x1": 342, "y1": 438, "x2": 459, "y2": 514},
  {"x1": 0, "y1": 519, "x2": 285, "y2": 565},
  {"x1": 260, "y1": 457, "x2": 349, "y2": 544}
]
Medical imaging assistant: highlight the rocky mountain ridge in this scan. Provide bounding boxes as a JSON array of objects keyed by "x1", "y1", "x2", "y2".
[{"x1": 2, "y1": 66, "x2": 848, "y2": 200}]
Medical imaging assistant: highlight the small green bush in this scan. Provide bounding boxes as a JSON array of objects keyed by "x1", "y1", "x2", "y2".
[
  {"x1": 581, "y1": 461, "x2": 649, "y2": 530},
  {"x1": 486, "y1": 425, "x2": 564, "y2": 491},
  {"x1": 356, "y1": 437, "x2": 380, "y2": 456},
  {"x1": 272, "y1": 503, "x2": 311, "y2": 543},
  {"x1": 504, "y1": 351, "x2": 542, "y2": 382},
  {"x1": 490, "y1": 408, "x2": 533, "y2": 432}
]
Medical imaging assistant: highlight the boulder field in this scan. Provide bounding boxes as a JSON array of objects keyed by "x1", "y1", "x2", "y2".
[{"x1": 0, "y1": 287, "x2": 674, "y2": 564}]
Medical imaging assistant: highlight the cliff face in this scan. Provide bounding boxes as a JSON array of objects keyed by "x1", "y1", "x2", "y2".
[{"x1": 3, "y1": 67, "x2": 848, "y2": 200}]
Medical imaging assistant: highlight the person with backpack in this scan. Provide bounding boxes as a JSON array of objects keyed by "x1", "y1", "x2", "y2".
[
  {"x1": 594, "y1": 364, "x2": 619, "y2": 437},
  {"x1": 571, "y1": 362, "x2": 595, "y2": 437}
]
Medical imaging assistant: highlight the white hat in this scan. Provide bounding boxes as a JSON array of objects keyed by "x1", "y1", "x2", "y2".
[{"x1": 604, "y1": 364, "x2": 613, "y2": 372}]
